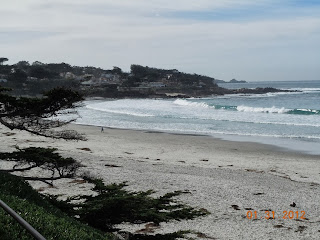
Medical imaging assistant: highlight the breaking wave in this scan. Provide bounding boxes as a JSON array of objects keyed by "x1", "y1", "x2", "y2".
[
  {"x1": 236, "y1": 106, "x2": 320, "y2": 115},
  {"x1": 173, "y1": 99, "x2": 210, "y2": 108},
  {"x1": 287, "y1": 109, "x2": 320, "y2": 115},
  {"x1": 86, "y1": 106, "x2": 155, "y2": 117},
  {"x1": 237, "y1": 105, "x2": 288, "y2": 114},
  {"x1": 174, "y1": 99, "x2": 320, "y2": 115}
]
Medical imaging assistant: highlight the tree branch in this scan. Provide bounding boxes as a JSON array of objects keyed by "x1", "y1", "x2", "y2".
[
  {"x1": 0, "y1": 117, "x2": 86, "y2": 140},
  {"x1": 23, "y1": 175, "x2": 73, "y2": 182},
  {"x1": 0, "y1": 165, "x2": 37, "y2": 173}
]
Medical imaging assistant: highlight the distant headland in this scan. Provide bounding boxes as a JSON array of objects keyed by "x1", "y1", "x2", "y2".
[
  {"x1": 0, "y1": 58, "x2": 293, "y2": 98},
  {"x1": 215, "y1": 79, "x2": 247, "y2": 84}
]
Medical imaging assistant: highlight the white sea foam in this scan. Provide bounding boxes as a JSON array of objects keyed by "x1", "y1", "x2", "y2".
[
  {"x1": 86, "y1": 106, "x2": 155, "y2": 117},
  {"x1": 295, "y1": 108, "x2": 319, "y2": 113},
  {"x1": 237, "y1": 105, "x2": 288, "y2": 114},
  {"x1": 219, "y1": 87, "x2": 319, "y2": 98},
  {"x1": 173, "y1": 99, "x2": 210, "y2": 108},
  {"x1": 176, "y1": 115, "x2": 320, "y2": 128},
  {"x1": 211, "y1": 132, "x2": 320, "y2": 140},
  {"x1": 253, "y1": 121, "x2": 320, "y2": 127},
  {"x1": 72, "y1": 91, "x2": 320, "y2": 150},
  {"x1": 291, "y1": 88, "x2": 320, "y2": 93}
]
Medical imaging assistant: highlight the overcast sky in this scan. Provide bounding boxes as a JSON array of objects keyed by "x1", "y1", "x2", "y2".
[{"x1": 1, "y1": 0, "x2": 320, "y2": 81}]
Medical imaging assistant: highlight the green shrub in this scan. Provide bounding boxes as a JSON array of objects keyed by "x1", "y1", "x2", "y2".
[
  {"x1": 0, "y1": 172, "x2": 113, "y2": 240},
  {"x1": 0, "y1": 147, "x2": 80, "y2": 183},
  {"x1": 60, "y1": 178, "x2": 208, "y2": 232}
]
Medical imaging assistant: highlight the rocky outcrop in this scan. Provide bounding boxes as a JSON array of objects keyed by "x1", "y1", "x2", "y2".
[{"x1": 226, "y1": 87, "x2": 298, "y2": 94}]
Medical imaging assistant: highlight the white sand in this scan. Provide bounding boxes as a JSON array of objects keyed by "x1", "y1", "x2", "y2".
[{"x1": 1, "y1": 124, "x2": 320, "y2": 239}]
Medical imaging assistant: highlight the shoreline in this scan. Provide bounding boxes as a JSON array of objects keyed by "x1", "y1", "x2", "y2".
[
  {"x1": 74, "y1": 123, "x2": 320, "y2": 181},
  {"x1": 1, "y1": 123, "x2": 319, "y2": 239},
  {"x1": 76, "y1": 121, "x2": 320, "y2": 156},
  {"x1": 80, "y1": 97, "x2": 320, "y2": 156}
]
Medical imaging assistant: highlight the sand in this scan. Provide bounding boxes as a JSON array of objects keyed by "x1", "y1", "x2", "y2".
[{"x1": 1, "y1": 124, "x2": 319, "y2": 239}]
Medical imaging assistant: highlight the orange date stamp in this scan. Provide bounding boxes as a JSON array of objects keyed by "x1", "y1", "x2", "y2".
[{"x1": 246, "y1": 210, "x2": 306, "y2": 220}]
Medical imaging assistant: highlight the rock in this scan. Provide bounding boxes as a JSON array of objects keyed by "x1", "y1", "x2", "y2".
[{"x1": 290, "y1": 202, "x2": 296, "y2": 207}]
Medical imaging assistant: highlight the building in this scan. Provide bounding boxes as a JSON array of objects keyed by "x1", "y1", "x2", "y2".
[
  {"x1": 100, "y1": 73, "x2": 121, "y2": 85},
  {"x1": 140, "y1": 82, "x2": 166, "y2": 88}
]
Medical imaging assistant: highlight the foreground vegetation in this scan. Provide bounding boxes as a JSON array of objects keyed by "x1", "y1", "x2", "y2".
[
  {"x1": 0, "y1": 148, "x2": 209, "y2": 239},
  {"x1": 0, "y1": 67, "x2": 213, "y2": 239},
  {"x1": 0, "y1": 172, "x2": 113, "y2": 240},
  {"x1": 0, "y1": 82, "x2": 211, "y2": 239},
  {"x1": 55, "y1": 178, "x2": 208, "y2": 231}
]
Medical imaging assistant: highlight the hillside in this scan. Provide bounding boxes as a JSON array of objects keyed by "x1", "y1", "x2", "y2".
[{"x1": 0, "y1": 58, "x2": 290, "y2": 98}]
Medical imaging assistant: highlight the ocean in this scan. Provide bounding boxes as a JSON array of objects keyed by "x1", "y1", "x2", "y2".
[{"x1": 72, "y1": 80, "x2": 320, "y2": 155}]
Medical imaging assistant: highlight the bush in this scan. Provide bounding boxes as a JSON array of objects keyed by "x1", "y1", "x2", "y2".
[
  {"x1": 0, "y1": 172, "x2": 113, "y2": 240},
  {"x1": 59, "y1": 178, "x2": 208, "y2": 232}
]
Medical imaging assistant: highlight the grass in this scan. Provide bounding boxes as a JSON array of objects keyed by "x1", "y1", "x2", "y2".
[{"x1": 0, "y1": 172, "x2": 113, "y2": 240}]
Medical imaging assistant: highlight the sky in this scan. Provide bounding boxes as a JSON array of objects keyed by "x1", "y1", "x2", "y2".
[{"x1": 1, "y1": 0, "x2": 320, "y2": 81}]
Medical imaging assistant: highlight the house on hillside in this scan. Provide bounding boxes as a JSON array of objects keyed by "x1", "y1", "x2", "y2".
[
  {"x1": 26, "y1": 77, "x2": 39, "y2": 82},
  {"x1": 140, "y1": 82, "x2": 166, "y2": 88},
  {"x1": 64, "y1": 72, "x2": 76, "y2": 79},
  {"x1": 117, "y1": 86, "x2": 151, "y2": 93},
  {"x1": 81, "y1": 80, "x2": 94, "y2": 86},
  {"x1": 0, "y1": 74, "x2": 7, "y2": 83},
  {"x1": 100, "y1": 73, "x2": 121, "y2": 85},
  {"x1": 166, "y1": 74, "x2": 173, "y2": 79}
]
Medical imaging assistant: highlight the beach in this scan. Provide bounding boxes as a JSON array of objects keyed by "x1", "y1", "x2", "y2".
[{"x1": 1, "y1": 123, "x2": 320, "y2": 239}]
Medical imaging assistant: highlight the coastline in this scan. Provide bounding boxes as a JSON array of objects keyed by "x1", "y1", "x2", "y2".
[
  {"x1": 80, "y1": 95, "x2": 320, "y2": 156},
  {"x1": 67, "y1": 123, "x2": 320, "y2": 184},
  {"x1": 1, "y1": 123, "x2": 319, "y2": 239}
]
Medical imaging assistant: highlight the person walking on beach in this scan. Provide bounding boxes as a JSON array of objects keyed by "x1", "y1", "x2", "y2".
[{"x1": 101, "y1": 127, "x2": 104, "y2": 132}]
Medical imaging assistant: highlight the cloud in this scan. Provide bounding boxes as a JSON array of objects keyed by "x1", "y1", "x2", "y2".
[
  {"x1": 37, "y1": 0, "x2": 271, "y2": 12},
  {"x1": 1, "y1": 0, "x2": 320, "y2": 81}
]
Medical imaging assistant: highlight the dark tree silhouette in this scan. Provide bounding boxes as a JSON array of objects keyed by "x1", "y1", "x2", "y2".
[
  {"x1": 0, "y1": 86, "x2": 85, "y2": 140},
  {"x1": 7, "y1": 68, "x2": 28, "y2": 85},
  {"x1": 0, "y1": 147, "x2": 80, "y2": 186},
  {"x1": 0, "y1": 57, "x2": 8, "y2": 65},
  {"x1": 15, "y1": 60, "x2": 30, "y2": 70},
  {"x1": 29, "y1": 65, "x2": 58, "y2": 79}
]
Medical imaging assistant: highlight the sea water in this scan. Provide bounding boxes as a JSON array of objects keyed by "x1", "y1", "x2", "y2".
[{"x1": 72, "y1": 80, "x2": 320, "y2": 155}]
